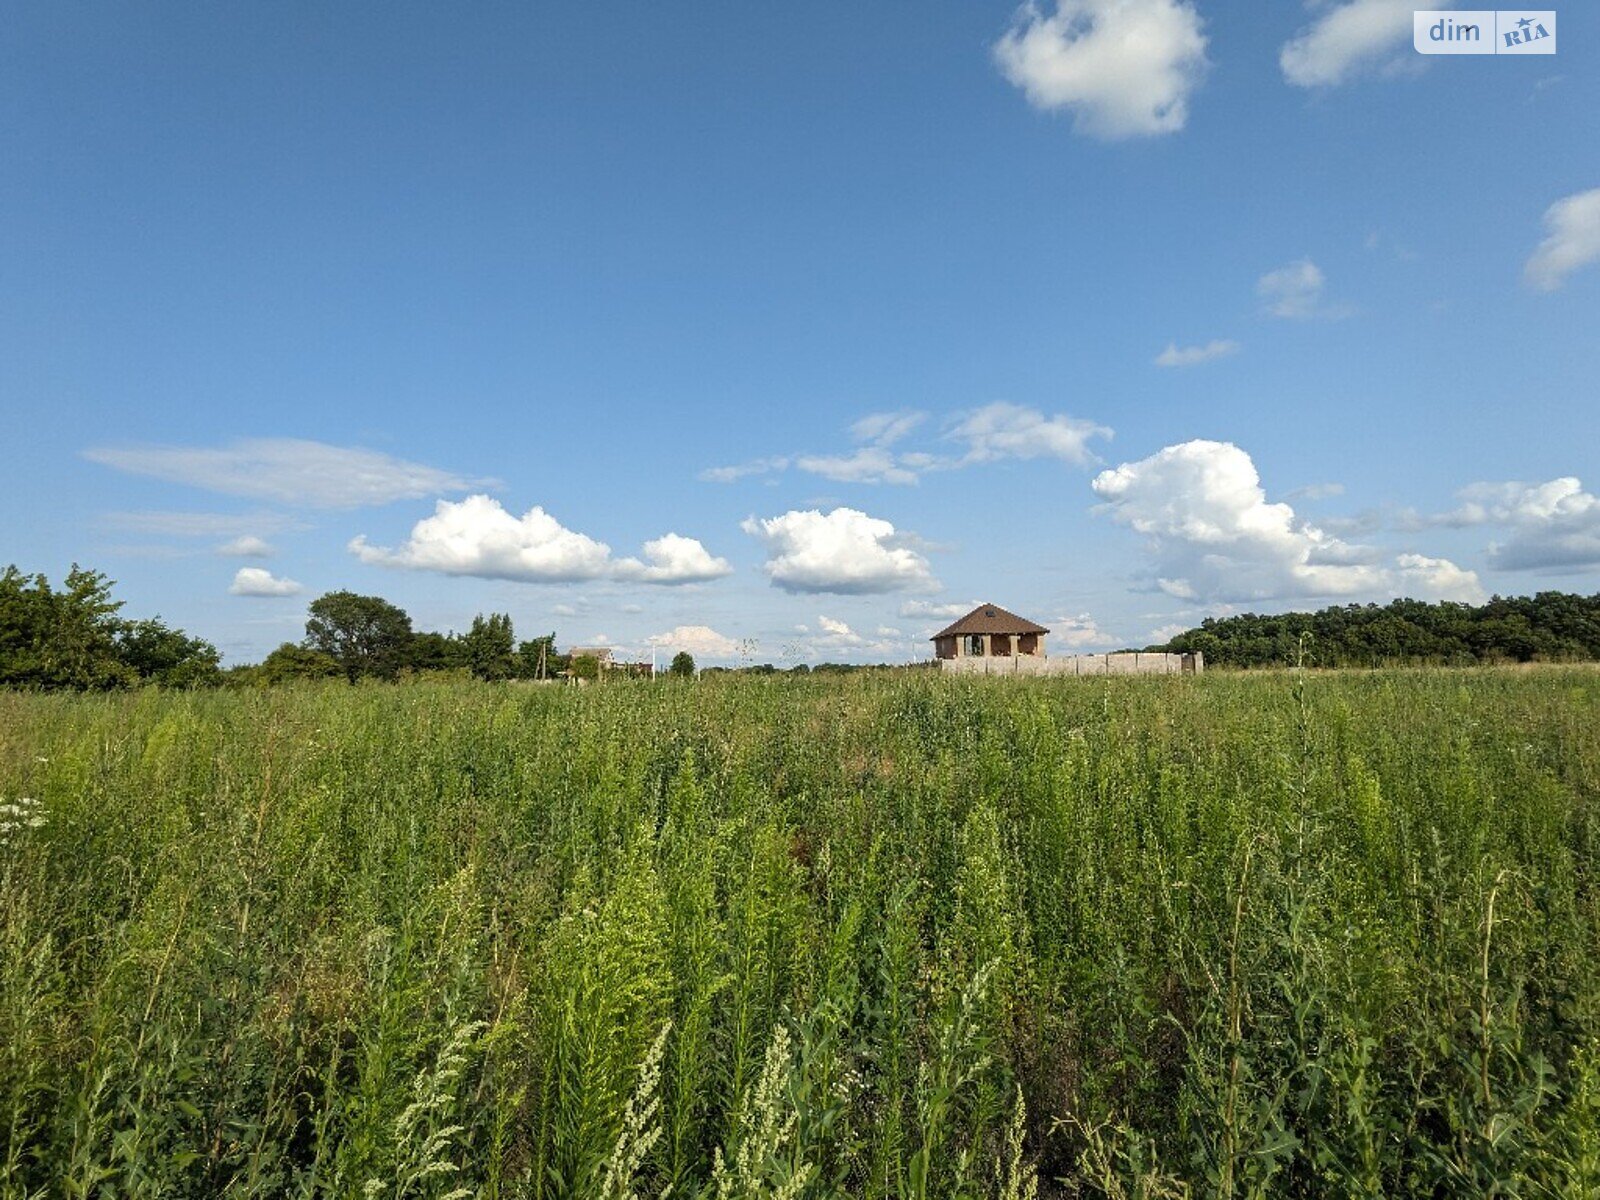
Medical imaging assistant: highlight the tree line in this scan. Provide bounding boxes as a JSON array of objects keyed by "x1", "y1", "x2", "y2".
[
  {"x1": 256, "y1": 591, "x2": 558, "y2": 685},
  {"x1": 1, "y1": 566, "x2": 696, "y2": 690},
  {"x1": 1157, "y1": 592, "x2": 1600, "y2": 668},
  {"x1": 10, "y1": 563, "x2": 1600, "y2": 689},
  {"x1": 255, "y1": 593, "x2": 694, "y2": 683}
]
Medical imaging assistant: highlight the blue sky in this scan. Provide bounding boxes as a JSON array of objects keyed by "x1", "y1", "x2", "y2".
[{"x1": 3, "y1": 1, "x2": 1597, "y2": 664}]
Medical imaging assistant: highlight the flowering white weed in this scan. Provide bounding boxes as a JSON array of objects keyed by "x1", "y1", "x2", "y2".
[
  {"x1": 597, "y1": 1021, "x2": 673, "y2": 1200},
  {"x1": 0, "y1": 797, "x2": 45, "y2": 846}
]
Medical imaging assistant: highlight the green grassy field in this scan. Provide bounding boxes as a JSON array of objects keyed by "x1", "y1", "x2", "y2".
[{"x1": 1, "y1": 669, "x2": 1598, "y2": 1198}]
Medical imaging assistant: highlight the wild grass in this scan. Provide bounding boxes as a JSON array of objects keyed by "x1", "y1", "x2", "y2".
[{"x1": 0, "y1": 667, "x2": 1597, "y2": 1197}]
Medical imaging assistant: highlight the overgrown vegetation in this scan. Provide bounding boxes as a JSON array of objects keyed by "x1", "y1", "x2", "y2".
[
  {"x1": 1159, "y1": 591, "x2": 1600, "y2": 667},
  {"x1": 2, "y1": 668, "x2": 1597, "y2": 1196}
]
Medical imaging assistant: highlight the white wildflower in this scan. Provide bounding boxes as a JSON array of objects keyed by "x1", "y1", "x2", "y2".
[{"x1": 0, "y1": 796, "x2": 44, "y2": 845}]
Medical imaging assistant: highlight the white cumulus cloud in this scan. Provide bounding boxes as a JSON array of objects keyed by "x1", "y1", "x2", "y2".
[
  {"x1": 217, "y1": 535, "x2": 275, "y2": 558},
  {"x1": 1280, "y1": 0, "x2": 1413, "y2": 88},
  {"x1": 949, "y1": 402, "x2": 1111, "y2": 467},
  {"x1": 351, "y1": 495, "x2": 730, "y2": 585},
  {"x1": 742, "y1": 507, "x2": 938, "y2": 594},
  {"x1": 615, "y1": 533, "x2": 735, "y2": 584},
  {"x1": 1393, "y1": 553, "x2": 1485, "y2": 598},
  {"x1": 1092, "y1": 440, "x2": 1484, "y2": 602},
  {"x1": 85, "y1": 438, "x2": 490, "y2": 509},
  {"x1": 1524, "y1": 187, "x2": 1600, "y2": 292},
  {"x1": 647, "y1": 625, "x2": 741, "y2": 659},
  {"x1": 817, "y1": 615, "x2": 865, "y2": 645},
  {"x1": 1052, "y1": 612, "x2": 1120, "y2": 648},
  {"x1": 1257, "y1": 259, "x2": 1328, "y2": 318},
  {"x1": 229, "y1": 567, "x2": 303, "y2": 597},
  {"x1": 994, "y1": 0, "x2": 1209, "y2": 139},
  {"x1": 1155, "y1": 339, "x2": 1240, "y2": 367},
  {"x1": 1441, "y1": 477, "x2": 1600, "y2": 571},
  {"x1": 1147, "y1": 622, "x2": 1192, "y2": 643},
  {"x1": 796, "y1": 615, "x2": 910, "y2": 660}
]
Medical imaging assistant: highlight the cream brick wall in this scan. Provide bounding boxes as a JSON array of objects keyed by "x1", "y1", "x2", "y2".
[{"x1": 936, "y1": 651, "x2": 1202, "y2": 677}]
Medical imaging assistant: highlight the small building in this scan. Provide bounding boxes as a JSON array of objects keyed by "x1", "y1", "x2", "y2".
[
  {"x1": 567, "y1": 647, "x2": 615, "y2": 667},
  {"x1": 931, "y1": 604, "x2": 1049, "y2": 660}
]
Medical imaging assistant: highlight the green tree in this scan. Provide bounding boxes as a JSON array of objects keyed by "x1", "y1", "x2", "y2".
[
  {"x1": 517, "y1": 633, "x2": 557, "y2": 680},
  {"x1": 53, "y1": 566, "x2": 138, "y2": 688},
  {"x1": 409, "y1": 630, "x2": 467, "y2": 674},
  {"x1": 116, "y1": 618, "x2": 222, "y2": 688},
  {"x1": 304, "y1": 591, "x2": 414, "y2": 684},
  {"x1": 2, "y1": 564, "x2": 227, "y2": 690},
  {"x1": 0, "y1": 564, "x2": 136, "y2": 689},
  {"x1": 570, "y1": 653, "x2": 601, "y2": 682},
  {"x1": 464, "y1": 612, "x2": 516, "y2": 681},
  {"x1": 668, "y1": 651, "x2": 695, "y2": 679},
  {"x1": 0, "y1": 566, "x2": 57, "y2": 687},
  {"x1": 255, "y1": 642, "x2": 342, "y2": 684}
]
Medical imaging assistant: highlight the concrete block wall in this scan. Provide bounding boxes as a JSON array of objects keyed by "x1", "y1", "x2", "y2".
[{"x1": 937, "y1": 651, "x2": 1202, "y2": 677}]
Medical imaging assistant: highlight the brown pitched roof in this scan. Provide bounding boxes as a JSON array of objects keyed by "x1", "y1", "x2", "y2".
[{"x1": 930, "y1": 604, "x2": 1050, "y2": 640}]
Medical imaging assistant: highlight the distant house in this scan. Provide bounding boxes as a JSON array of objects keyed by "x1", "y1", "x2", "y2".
[
  {"x1": 931, "y1": 604, "x2": 1049, "y2": 660},
  {"x1": 567, "y1": 647, "x2": 615, "y2": 666},
  {"x1": 931, "y1": 602, "x2": 1202, "y2": 678}
]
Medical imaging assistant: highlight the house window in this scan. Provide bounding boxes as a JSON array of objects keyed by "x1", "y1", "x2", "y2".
[{"x1": 965, "y1": 634, "x2": 985, "y2": 656}]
